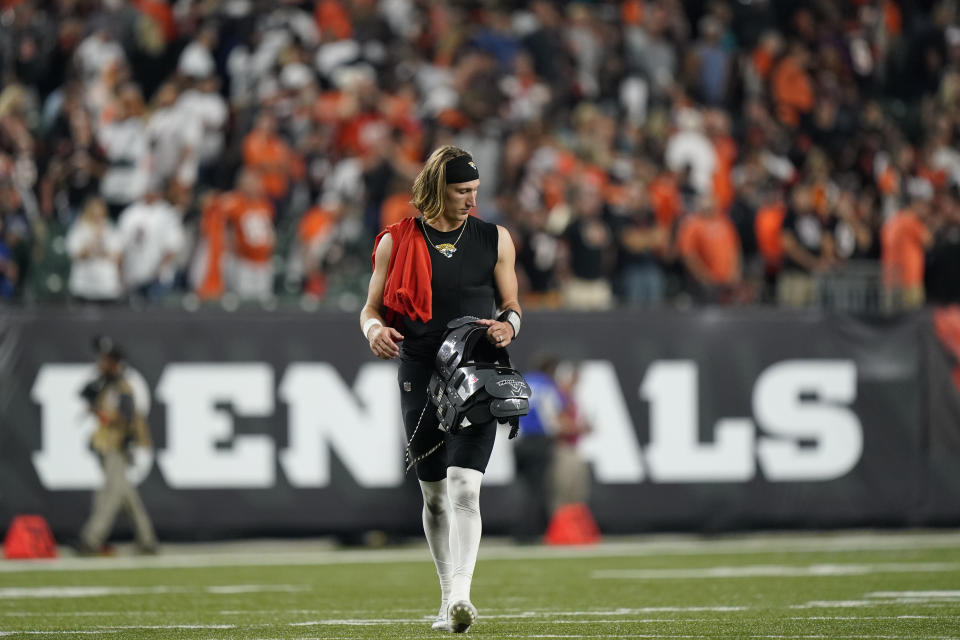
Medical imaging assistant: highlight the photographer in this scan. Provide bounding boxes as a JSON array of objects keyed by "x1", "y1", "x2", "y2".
[{"x1": 76, "y1": 337, "x2": 157, "y2": 555}]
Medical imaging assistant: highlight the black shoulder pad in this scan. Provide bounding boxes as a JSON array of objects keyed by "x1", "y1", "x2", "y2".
[{"x1": 447, "y1": 315, "x2": 481, "y2": 329}]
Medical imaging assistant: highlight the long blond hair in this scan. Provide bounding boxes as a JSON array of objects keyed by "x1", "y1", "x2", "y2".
[{"x1": 411, "y1": 145, "x2": 473, "y2": 222}]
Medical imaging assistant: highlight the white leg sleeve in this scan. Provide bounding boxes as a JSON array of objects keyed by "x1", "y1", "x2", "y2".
[
  {"x1": 419, "y1": 479, "x2": 453, "y2": 605},
  {"x1": 446, "y1": 466, "x2": 484, "y2": 603}
]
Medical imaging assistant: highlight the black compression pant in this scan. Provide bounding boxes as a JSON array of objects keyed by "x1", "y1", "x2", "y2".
[{"x1": 398, "y1": 359, "x2": 497, "y2": 482}]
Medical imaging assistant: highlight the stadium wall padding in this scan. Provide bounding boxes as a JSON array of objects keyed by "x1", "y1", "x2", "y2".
[{"x1": 1, "y1": 308, "x2": 959, "y2": 540}]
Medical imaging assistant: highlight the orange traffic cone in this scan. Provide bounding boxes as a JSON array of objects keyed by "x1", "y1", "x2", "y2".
[
  {"x1": 3, "y1": 515, "x2": 58, "y2": 559},
  {"x1": 543, "y1": 503, "x2": 601, "y2": 545}
]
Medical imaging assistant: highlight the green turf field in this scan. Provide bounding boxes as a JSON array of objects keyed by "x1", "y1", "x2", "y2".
[{"x1": 1, "y1": 531, "x2": 959, "y2": 639}]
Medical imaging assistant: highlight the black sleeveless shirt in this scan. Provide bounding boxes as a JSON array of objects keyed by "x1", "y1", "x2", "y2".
[{"x1": 399, "y1": 216, "x2": 500, "y2": 363}]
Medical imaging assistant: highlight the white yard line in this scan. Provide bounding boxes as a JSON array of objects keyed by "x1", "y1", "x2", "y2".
[
  {"x1": 4, "y1": 635, "x2": 956, "y2": 640},
  {"x1": 288, "y1": 617, "x2": 720, "y2": 626},
  {"x1": 2, "y1": 611, "x2": 954, "y2": 624},
  {"x1": 464, "y1": 608, "x2": 748, "y2": 617},
  {"x1": 513, "y1": 636, "x2": 957, "y2": 639},
  {"x1": 4, "y1": 531, "x2": 960, "y2": 573},
  {"x1": 206, "y1": 584, "x2": 306, "y2": 594},
  {"x1": 747, "y1": 637, "x2": 960, "y2": 640},
  {"x1": 0, "y1": 608, "x2": 732, "y2": 620},
  {"x1": 793, "y1": 616, "x2": 949, "y2": 620},
  {"x1": 790, "y1": 600, "x2": 896, "y2": 609},
  {"x1": 103, "y1": 625, "x2": 236, "y2": 630},
  {"x1": 593, "y1": 562, "x2": 960, "y2": 580},
  {"x1": 241, "y1": 635, "x2": 960, "y2": 640},
  {"x1": 517, "y1": 637, "x2": 928, "y2": 640},
  {"x1": 290, "y1": 619, "x2": 423, "y2": 626},
  {"x1": 0, "y1": 586, "x2": 186, "y2": 599},
  {"x1": 1, "y1": 603, "x2": 958, "y2": 639},
  {"x1": 1, "y1": 617, "x2": 957, "y2": 640},
  {"x1": 522, "y1": 620, "x2": 713, "y2": 625},
  {"x1": 0, "y1": 584, "x2": 307, "y2": 599},
  {"x1": 790, "y1": 600, "x2": 957, "y2": 609},
  {"x1": 276, "y1": 636, "x2": 959, "y2": 640},
  {"x1": 521, "y1": 636, "x2": 708, "y2": 639},
  {"x1": 0, "y1": 628, "x2": 233, "y2": 638},
  {"x1": 549, "y1": 608, "x2": 748, "y2": 615},
  {"x1": 866, "y1": 590, "x2": 960, "y2": 599},
  {"x1": 216, "y1": 606, "x2": 745, "y2": 617},
  {"x1": 217, "y1": 608, "x2": 428, "y2": 615},
  {"x1": 1, "y1": 612, "x2": 162, "y2": 618},
  {"x1": 0, "y1": 633, "x2": 121, "y2": 636}
]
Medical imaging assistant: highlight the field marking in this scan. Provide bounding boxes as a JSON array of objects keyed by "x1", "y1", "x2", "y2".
[
  {"x1": 515, "y1": 636, "x2": 960, "y2": 640},
  {"x1": 218, "y1": 608, "x2": 431, "y2": 615},
  {"x1": 476, "y1": 607, "x2": 748, "y2": 617},
  {"x1": 550, "y1": 607, "x2": 747, "y2": 615},
  {"x1": 212, "y1": 606, "x2": 747, "y2": 617},
  {"x1": 0, "y1": 634, "x2": 116, "y2": 637},
  {"x1": 749, "y1": 637, "x2": 960, "y2": 640},
  {"x1": 519, "y1": 637, "x2": 960, "y2": 640},
  {"x1": 290, "y1": 619, "x2": 423, "y2": 626},
  {"x1": 513, "y1": 636, "x2": 709, "y2": 639},
  {"x1": 0, "y1": 627, "x2": 233, "y2": 637},
  {"x1": 866, "y1": 590, "x2": 960, "y2": 599},
  {"x1": 288, "y1": 617, "x2": 733, "y2": 626},
  {"x1": 0, "y1": 633, "x2": 121, "y2": 637},
  {"x1": 206, "y1": 584, "x2": 306, "y2": 594},
  {"x1": 5, "y1": 611, "x2": 954, "y2": 623},
  {"x1": 4, "y1": 531, "x2": 960, "y2": 573},
  {"x1": 1, "y1": 612, "x2": 164, "y2": 618},
  {"x1": 1, "y1": 619, "x2": 958, "y2": 640},
  {"x1": 0, "y1": 607, "x2": 742, "y2": 620},
  {"x1": 3, "y1": 604, "x2": 959, "y2": 638},
  {"x1": 515, "y1": 620, "x2": 726, "y2": 625},
  {"x1": 283, "y1": 611, "x2": 960, "y2": 627},
  {"x1": 791, "y1": 600, "x2": 897, "y2": 609},
  {"x1": 0, "y1": 584, "x2": 307, "y2": 599},
  {"x1": 0, "y1": 586, "x2": 184, "y2": 599},
  {"x1": 252, "y1": 637, "x2": 959, "y2": 640},
  {"x1": 235, "y1": 636, "x2": 960, "y2": 640},
  {"x1": 262, "y1": 636, "x2": 713, "y2": 640},
  {"x1": 793, "y1": 616, "x2": 951, "y2": 620},
  {"x1": 791, "y1": 600, "x2": 959, "y2": 609},
  {"x1": 103, "y1": 625, "x2": 236, "y2": 630},
  {"x1": 593, "y1": 562, "x2": 960, "y2": 580},
  {"x1": 5, "y1": 635, "x2": 952, "y2": 640}
]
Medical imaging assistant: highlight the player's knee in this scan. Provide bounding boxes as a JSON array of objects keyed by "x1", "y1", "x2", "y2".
[
  {"x1": 420, "y1": 479, "x2": 449, "y2": 516},
  {"x1": 450, "y1": 488, "x2": 479, "y2": 513},
  {"x1": 447, "y1": 468, "x2": 481, "y2": 513},
  {"x1": 423, "y1": 494, "x2": 448, "y2": 516}
]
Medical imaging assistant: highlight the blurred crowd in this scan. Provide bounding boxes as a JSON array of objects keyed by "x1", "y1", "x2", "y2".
[{"x1": 1, "y1": 0, "x2": 960, "y2": 310}]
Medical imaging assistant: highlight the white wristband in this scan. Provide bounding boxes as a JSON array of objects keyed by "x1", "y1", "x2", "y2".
[
  {"x1": 498, "y1": 309, "x2": 521, "y2": 339},
  {"x1": 363, "y1": 318, "x2": 383, "y2": 341}
]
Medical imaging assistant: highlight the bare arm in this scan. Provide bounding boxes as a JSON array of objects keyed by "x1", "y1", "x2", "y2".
[
  {"x1": 477, "y1": 225, "x2": 522, "y2": 348},
  {"x1": 360, "y1": 233, "x2": 404, "y2": 359}
]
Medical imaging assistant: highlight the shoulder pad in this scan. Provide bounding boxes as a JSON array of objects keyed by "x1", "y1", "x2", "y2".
[
  {"x1": 484, "y1": 369, "x2": 532, "y2": 399},
  {"x1": 447, "y1": 315, "x2": 481, "y2": 329}
]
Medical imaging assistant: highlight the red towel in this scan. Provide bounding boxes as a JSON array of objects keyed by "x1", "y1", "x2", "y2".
[{"x1": 372, "y1": 216, "x2": 432, "y2": 325}]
